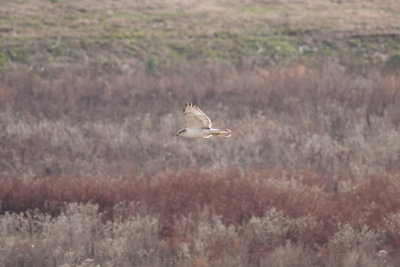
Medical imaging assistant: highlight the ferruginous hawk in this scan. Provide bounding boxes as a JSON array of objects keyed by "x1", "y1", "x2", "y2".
[{"x1": 176, "y1": 103, "x2": 231, "y2": 138}]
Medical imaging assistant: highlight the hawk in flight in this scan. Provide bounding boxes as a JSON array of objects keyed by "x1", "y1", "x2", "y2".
[{"x1": 176, "y1": 103, "x2": 231, "y2": 138}]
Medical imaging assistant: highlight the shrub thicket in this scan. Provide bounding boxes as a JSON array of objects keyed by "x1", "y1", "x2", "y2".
[{"x1": 1, "y1": 63, "x2": 400, "y2": 265}]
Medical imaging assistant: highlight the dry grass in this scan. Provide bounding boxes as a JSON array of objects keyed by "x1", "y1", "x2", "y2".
[
  {"x1": 0, "y1": 62, "x2": 400, "y2": 265},
  {"x1": 1, "y1": 172, "x2": 400, "y2": 266},
  {"x1": 1, "y1": 171, "x2": 400, "y2": 230},
  {"x1": 2, "y1": 0, "x2": 399, "y2": 38},
  {"x1": 1, "y1": 64, "x2": 400, "y2": 179}
]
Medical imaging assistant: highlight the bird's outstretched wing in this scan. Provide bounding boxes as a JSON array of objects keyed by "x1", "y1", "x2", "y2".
[{"x1": 183, "y1": 103, "x2": 212, "y2": 128}]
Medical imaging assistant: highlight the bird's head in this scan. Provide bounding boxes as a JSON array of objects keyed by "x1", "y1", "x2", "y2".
[{"x1": 176, "y1": 128, "x2": 186, "y2": 137}]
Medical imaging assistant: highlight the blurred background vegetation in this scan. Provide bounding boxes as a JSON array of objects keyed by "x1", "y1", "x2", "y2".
[{"x1": 1, "y1": 0, "x2": 400, "y2": 266}]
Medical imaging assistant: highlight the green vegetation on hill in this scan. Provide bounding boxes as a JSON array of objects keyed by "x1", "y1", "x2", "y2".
[{"x1": 1, "y1": 0, "x2": 400, "y2": 72}]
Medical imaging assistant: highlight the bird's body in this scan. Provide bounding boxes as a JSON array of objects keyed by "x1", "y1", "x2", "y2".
[
  {"x1": 178, "y1": 127, "x2": 230, "y2": 138},
  {"x1": 176, "y1": 103, "x2": 231, "y2": 139}
]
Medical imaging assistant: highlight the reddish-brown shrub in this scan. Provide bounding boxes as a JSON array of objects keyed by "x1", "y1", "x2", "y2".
[{"x1": 1, "y1": 170, "x2": 400, "y2": 254}]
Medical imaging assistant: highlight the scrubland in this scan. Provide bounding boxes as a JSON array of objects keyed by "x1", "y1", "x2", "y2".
[
  {"x1": 1, "y1": 0, "x2": 400, "y2": 266},
  {"x1": 1, "y1": 64, "x2": 400, "y2": 266}
]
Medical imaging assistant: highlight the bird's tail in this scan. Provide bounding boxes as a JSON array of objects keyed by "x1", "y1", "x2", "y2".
[{"x1": 211, "y1": 129, "x2": 231, "y2": 138}]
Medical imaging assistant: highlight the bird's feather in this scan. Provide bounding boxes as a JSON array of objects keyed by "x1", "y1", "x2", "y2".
[{"x1": 183, "y1": 103, "x2": 212, "y2": 128}]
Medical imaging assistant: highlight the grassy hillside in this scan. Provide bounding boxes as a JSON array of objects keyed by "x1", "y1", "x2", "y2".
[
  {"x1": 1, "y1": 0, "x2": 400, "y2": 266},
  {"x1": 1, "y1": 0, "x2": 400, "y2": 72}
]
